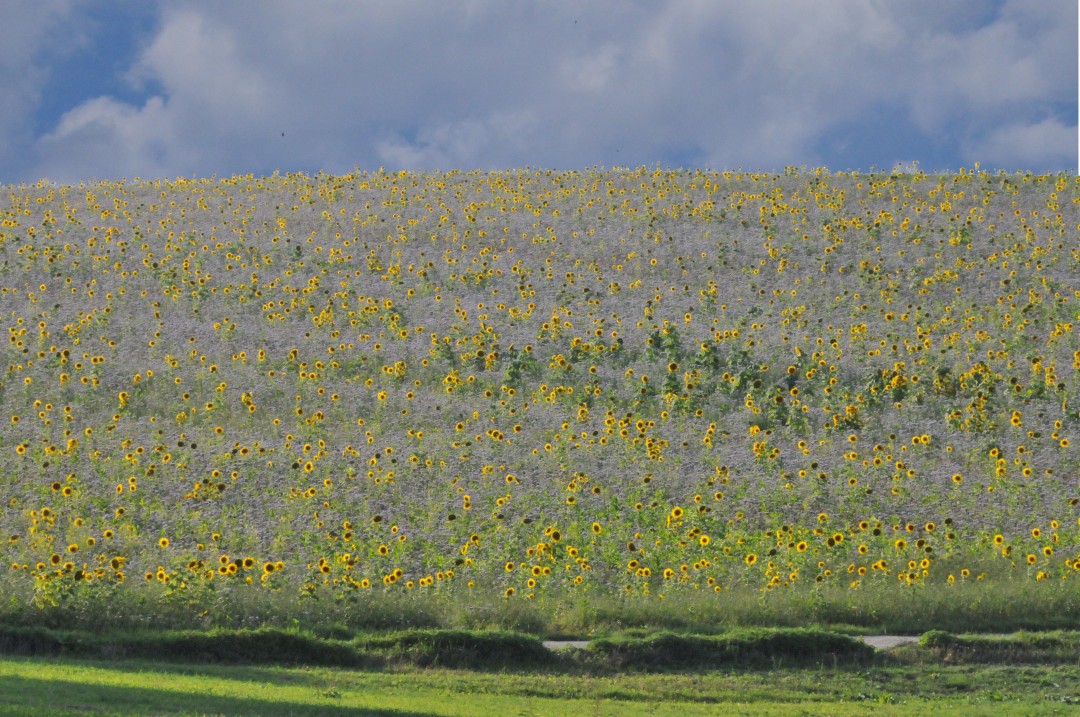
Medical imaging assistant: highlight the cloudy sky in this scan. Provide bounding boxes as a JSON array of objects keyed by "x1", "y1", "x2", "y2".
[{"x1": 2, "y1": 0, "x2": 1076, "y2": 184}]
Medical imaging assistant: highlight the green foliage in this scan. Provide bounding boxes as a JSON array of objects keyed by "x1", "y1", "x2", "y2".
[
  {"x1": 0, "y1": 625, "x2": 367, "y2": 667},
  {"x1": 587, "y1": 628, "x2": 874, "y2": 670},
  {"x1": 912, "y1": 629, "x2": 1080, "y2": 664},
  {"x1": 355, "y1": 628, "x2": 554, "y2": 669}
]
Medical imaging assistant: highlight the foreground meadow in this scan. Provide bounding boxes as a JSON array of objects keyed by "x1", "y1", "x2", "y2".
[
  {"x1": 3, "y1": 642, "x2": 1080, "y2": 717},
  {"x1": 0, "y1": 166, "x2": 1076, "y2": 632}
]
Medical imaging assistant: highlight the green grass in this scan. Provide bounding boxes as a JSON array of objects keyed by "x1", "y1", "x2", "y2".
[
  {"x1": 0, "y1": 624, "x2": 556, "y2": 671},
  {"x1": 2, "y1": 653, "x2": 1080, "y2": 716},
  {"x1": 912, "y1": 629, "x2": 1080, "y2": 665},
  {"x1": 353, "y1": 628, "x2": 555, "y2": 669},
  {"x1": 0, "y1": 624, "x2": 873, "y2": 672},
  {"x1": 6, "y1": 574, "x2": 1079, "y2": 638},
  {"x1": 0, "y1": 625, "x2": 369, "y2": 667},
  {"x1": 4, "y1": 622, "x2": 1080, "y2": 671},
  {"x1": 3, "y1": 625, "x2": 1080, "y2": 715},
  {"x1": 585, "y1": 628, "x2": 875, "y2": 670}
]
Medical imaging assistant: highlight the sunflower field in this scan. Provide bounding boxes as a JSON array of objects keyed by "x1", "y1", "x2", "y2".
[{"x1": 0, "y1": 166, "x2": 1076, "y2": 628}]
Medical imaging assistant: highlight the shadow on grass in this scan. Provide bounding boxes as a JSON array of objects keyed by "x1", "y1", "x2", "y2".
[{"x1": 0, "y1": 673, "x2": 437, "y2": 717}]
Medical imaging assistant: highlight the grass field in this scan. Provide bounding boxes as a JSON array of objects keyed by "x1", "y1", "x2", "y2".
[
  {"x1": 0, "y1": 166, "x2": 1076, "y2": 638},
  {"x1": 3, "y1": 639, "x2": 1080, "y2": 716}
]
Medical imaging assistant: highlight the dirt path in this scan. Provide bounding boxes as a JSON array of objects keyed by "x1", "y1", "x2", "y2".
[
  {"x1": 542, "y1": 635, "x2": 921, "y2": 651},
  {"x1": 861, "y1": 635, "x2": 920, "y2": 649}
]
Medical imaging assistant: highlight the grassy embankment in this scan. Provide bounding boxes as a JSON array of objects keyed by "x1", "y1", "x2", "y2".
[{"x1": 3, "y1": 629, "x2": 1080, "y2": 716}]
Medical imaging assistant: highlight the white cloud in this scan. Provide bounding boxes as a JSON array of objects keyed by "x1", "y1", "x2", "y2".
[
  {"x1": 0, "y1": 1, "x2": 83, "y2": 178},
  {"x1": 375, "y1": 111, "x2": 539, "y2": 170},
  {"x1": 134, "y1": 8, "x2": 270, "y2": 126},
  {"x1": 10, "y1": 0, "x2": 1078, "y2": 182},
  {"x1": 901, "y1": 6, "x2": 1070, "y2": 133},
  {"x1": 615, "y1": 1, "x2": 905, "y2": 168},
  {"x1": 34, "y1": 6, "x2": 279, "y2": 182},
  {"x1": 36, "y1": 96, "x2": 173, "y2": 182},
  {"x1": 964, "y1": 118, "x2": 1075, "y2": 171},
  {"x1": 561, "y1": 45, "x2": 621, "y2": 93}
]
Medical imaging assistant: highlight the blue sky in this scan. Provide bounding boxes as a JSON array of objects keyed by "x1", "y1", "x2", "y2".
[{"x1": 2, "y1": 0, "x2": 1076, "y2": 184}]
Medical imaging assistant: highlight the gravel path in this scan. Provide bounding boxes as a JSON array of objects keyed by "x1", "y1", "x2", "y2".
[
  {"x1": 542, "y1": 635, "x2": 921, "y2": 651},
  {"x1": 861, "y1": 635, "x2": 921, "y2": 650},
  {"x1": 543, "y1": 640, "x2": 592, "y2": 650}
]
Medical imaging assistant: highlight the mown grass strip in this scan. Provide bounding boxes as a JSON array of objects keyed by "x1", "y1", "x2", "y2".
[
  {"x1": 353, "y1": 628, "x2": 555, "y2": 668},
  {"x1": 0, "y1": 625, "x2": 367, "y2": 667},
  {"x1": 585, "y1": 628, "x2": 876, "y2": 670},
  {"x1": 0, "y1": 624, "x2": 556, "y2": 671},
  {"x1": 910, "y1": 629, "x2": 1080, "y2": 664},
  {"x1": 4, "y1": 623, "x2": 1080, "y2": 676},
  {"x1": 0, "y1": 624, "x2": 879, "y2": 672},
  {"x1": 4, "y1": 654, "x2": 1080, "y2": 716}
]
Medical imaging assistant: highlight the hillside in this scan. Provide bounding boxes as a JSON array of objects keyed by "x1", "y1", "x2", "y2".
[{"x1": 0, "y1": 167, "x2": 1076, "y2": 629}]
